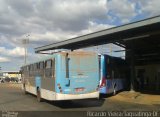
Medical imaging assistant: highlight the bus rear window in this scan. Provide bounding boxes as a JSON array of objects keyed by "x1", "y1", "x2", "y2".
[{"x1": 62, "y1": 53, "x2": 98, "y2": 72}]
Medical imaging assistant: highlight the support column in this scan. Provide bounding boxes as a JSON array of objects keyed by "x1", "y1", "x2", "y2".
[{"x1": 130, "y1": 49, "x2": 136, "y2": 91}]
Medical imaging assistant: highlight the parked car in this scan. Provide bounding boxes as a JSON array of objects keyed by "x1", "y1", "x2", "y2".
[
  {"x1": 10, "y1": 77, "x2": 19, "y2": 83},
  {"x1": 0, "y1": 78, "x2": 4, "y2": 83},
  {"x1": 4, "y1": 77, "x2": 10, "y2": 82}
]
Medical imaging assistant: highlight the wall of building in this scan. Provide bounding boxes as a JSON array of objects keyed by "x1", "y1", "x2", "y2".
[
  {"x1": 135, "y1": 64, "x2": 160, "y2": 91},
  {"x1": 8, "y1": 73, "x2": 21, "y2": 78},
  {"x1": 2, "y1": 72, "x2": 21, "y2": 79}
]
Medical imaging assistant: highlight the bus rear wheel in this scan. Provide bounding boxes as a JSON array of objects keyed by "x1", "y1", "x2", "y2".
[
  {"x1": 113, "y1": 83, "x2": 117, "y2": 95},
  {"x1": 113, "y1": 89, "x2": 116, "y2": 95},
  {"x1": 37, "y1": 89, "x2": 42, "y2": 102}
]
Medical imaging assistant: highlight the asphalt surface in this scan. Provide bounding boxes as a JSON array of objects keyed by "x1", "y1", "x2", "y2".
[{"x1": 0, "y1": 83, "x2": 160, "y2": 117}]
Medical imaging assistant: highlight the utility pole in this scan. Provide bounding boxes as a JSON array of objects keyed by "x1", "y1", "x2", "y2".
[
  {"x1": 22, "y1": 35, "x2": 30, "y2": 65},
  {"x1": 0, "y1": 67, "x2": 2, "y2": 76},
  {"x1": 110, "y1": 43, "x2": 113, "y2": 56}
]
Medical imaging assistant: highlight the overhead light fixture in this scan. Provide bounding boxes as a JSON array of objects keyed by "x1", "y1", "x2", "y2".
[
  {"x1": 141, "y1": 53, "x2": 158, "y2": 56},
  {"x1": 114, "y1": 42, "x2": 126, "y2": 48},
  {"x1": 123, "y1": 34, "x2": 150, "y2": 41},
  {"x1": 114, "y1": 50, "x2": 126, "y2": 52}
]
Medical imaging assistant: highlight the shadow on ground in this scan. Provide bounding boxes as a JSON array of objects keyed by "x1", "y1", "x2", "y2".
[
  {"x1": 45, "y1": 98, "x2": 105, "y2": 109},
  {"x1": 99, "y1": 89, "x2": 125, "y2": 99},
  {"x1": 138, "y1": 90, "x2": 160, "y2": 95}
]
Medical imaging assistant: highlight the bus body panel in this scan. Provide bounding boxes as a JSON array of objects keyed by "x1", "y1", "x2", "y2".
[
  {"x1": 41, "y1": 78, "x2": 55, "y2": 91},
  {"x1": 25, "y1": 77, "x2": 36, "y2": 95},
  {"x1": 55, "y1": 52, "x2": 99, "y2": 100}
]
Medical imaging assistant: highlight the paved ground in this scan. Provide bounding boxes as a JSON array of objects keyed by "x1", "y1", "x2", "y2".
[
  {"x1": 0, "y1": 83, "x2": 160, "y2": 117},
  {"x1": 112, "y1": 91, "x2": 160, "y2": 105}
]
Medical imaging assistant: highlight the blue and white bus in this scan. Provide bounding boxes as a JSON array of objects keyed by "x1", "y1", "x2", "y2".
[
  {"x1": 99, "y1": 55, "x2": 129, "y2": 95},
  {"x1": 21, "y1": 51, "x2": 99, "y2": 101}
]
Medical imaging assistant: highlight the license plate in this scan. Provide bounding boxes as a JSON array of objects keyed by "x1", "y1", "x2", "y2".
[{"x1": 75, "y1": 88, "x2": 84, "y2": 92}]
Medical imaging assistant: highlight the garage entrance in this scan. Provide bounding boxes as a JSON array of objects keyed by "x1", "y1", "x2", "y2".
[{"x1": 35, "y1": 16, "x2": 160, "y2": 93}]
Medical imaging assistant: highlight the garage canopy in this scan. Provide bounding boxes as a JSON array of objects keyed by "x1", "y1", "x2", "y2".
[{"x1": 35, "y1": 16, "x2": 160, "y2": 65}]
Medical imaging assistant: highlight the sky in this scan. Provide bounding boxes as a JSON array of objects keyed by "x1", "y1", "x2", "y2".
[{"x1": 0, "y1": 0, "x2": 160, "y2": 71}]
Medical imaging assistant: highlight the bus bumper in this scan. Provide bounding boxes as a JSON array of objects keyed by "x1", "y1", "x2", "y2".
[
  {"x1": 55, "y1": 91, "x2": 99, "y2": 100},
  {"x1": 99, "y1": 87, "x2": 107, "y2": 94}
]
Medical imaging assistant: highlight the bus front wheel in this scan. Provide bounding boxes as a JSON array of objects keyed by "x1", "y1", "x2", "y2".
[
  {"x1": 37, "y1": 88, "x2": 42, "y2": 102},
  {"x1": 23, "y1": 84, "x2": 27, "y2": 94}
]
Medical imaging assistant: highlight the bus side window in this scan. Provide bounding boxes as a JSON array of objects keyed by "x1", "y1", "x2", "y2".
[
  {"x1": 106, "y1": 57, "x2": 111, "y2": 79},
  {"x1": 24, "y1": 66, "x2": 27, "y2": 78},
  {"x1": 39, "y1": 62, "x2": 44, "y2": 77},
  {"x1": 29, "y1": 64, "x2": 33, "y2": 77},
  {"x1": 40, "y1": 62, "x2": 44, "y2": 69},
  {"x1": 21, "y1": 67, "x2": 24, "y2": 78},
  {"x1": 45, "y1": 60, "x2": 52, "y2": 78},
  {"x1": 46, "y1": 60, "x2": 52, "y2": 69},
  {"x1": 23, "y1": 67, "x2": 25, "y2": 77},
  {"x1": 34, "y1": 63, "x2": 38, "y2": 76},
  {"x1": 29, "y1": 65, "x2": 30, "y2": 77},
  {"x1": 37, "y1": 63, "x2": 39, "y2": 69},
  {"x1": 26, "y1": 65, "x2": 29, "y2": 77},
  {"x1": 52, "y1": 58, "x2": 55, "y2": 78}
]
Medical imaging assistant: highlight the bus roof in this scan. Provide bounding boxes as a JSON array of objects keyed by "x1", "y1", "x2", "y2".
[{"x1": 22, "y1": 51, "x2": 97, "y2": 67}]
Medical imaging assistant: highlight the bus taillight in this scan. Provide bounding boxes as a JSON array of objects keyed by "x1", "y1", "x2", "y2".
[
  {"x1": 100, "y1": 78, "x2": 106, "y2": 88},
  {"x1": 57, "y1": 84, "x2": 63, "y2": 93},
  {"x1": 96, "y1": 85, "x2": 99, "y2": 91}
]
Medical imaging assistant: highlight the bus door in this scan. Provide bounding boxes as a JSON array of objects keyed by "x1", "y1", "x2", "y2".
[
  {"x1": 110, "y1": 57, "x2": 116, "y2": 94},
  {"x1": 111, "y1": 58, "x2": 120, "y2": 94},
  {"x1": 111, "y1": 70, "x2": 116, "y2": 94},
  {"x1": 106, "y1": 56, "x2": 113, "y2": 94}
]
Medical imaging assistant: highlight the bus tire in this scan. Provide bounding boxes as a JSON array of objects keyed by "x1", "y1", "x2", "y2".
[
  {"x1": 37, "y1": 88, "x2": 42, "y2": 102},
  {"x1": 113, "y1": 88, "x2": 116, "y2": 95},
  {"x1": 113, "y1": 83, "x2": 117, "y2": 95}
]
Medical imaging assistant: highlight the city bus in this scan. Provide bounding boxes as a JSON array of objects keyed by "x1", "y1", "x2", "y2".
[
  {"x1": 21, "y1": 51, "x2": 100, "y2": 101},
  {"x1": 99, "y1": 54, "x2": 129, "y2": 95}
]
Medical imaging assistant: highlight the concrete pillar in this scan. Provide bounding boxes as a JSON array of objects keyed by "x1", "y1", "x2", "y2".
[{"x1": 130, "y1": 49, "x2": 136, "y2": 91}]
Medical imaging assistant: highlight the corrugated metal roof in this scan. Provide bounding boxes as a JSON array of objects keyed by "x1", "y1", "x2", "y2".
[{"x1": 35, "y1": 15, "x2": 160, "y2": 53}]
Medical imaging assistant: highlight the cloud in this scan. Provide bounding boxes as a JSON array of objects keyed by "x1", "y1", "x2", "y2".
[
  {"x1": 0, "y1": 0, "x2": 158, "y2": 71},
  {"x1": 28, "y1": 31, "x2": 77, "y2": 47},
  {"x1": 8, "y1": 47, "x2": 25, "y2": 57},
  {"x1": 108, "y1": 0, "x2": 136, "y2": 23},
  {"x1": 137, "y1": 0, "x2": 160, "y2": 16},
  {"x1": 78, "y1": 21, "x2": 114, "y2": 35},
  {"x1": 0, "y1": 56, "x2": 10, "y2": 62},
  {"x1": 0, "y1": 47, "x2": 25, "y2": 57},
  {"x1": 34, "y1": 0, "x2": 108, "y2": 31},
  {"x1": 0, "y1": 0, "x2": 110, "y2": 47}
]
